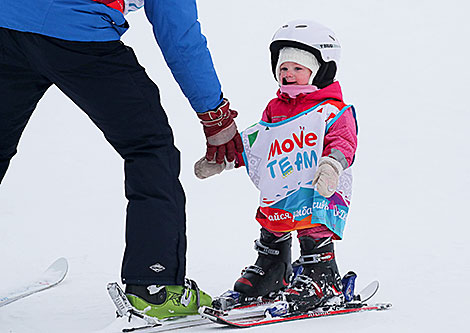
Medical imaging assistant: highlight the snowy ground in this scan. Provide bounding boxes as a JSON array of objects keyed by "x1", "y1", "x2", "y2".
[{"x1": 1, "y1": 1, "x2": 469, "y2": 332}]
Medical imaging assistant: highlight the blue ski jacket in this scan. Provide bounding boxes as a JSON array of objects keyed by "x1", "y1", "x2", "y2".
[{"x1": 0, "y1": 0, "x2": 222, "y2": 113}]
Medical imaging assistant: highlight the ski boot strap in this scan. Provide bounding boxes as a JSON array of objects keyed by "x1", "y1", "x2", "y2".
[
  {"x1": 254, "y1": 239, "x2": 280, "y2": 256},
  {"x1": 181, "y1": 278, "x2": 200, "y2": 307},
  {"x1": 242, "y1": 264, "x2": 265, "y2": 276},
  {"x1": 298, "y1": 251, "x2": 335, "y2": 265}
]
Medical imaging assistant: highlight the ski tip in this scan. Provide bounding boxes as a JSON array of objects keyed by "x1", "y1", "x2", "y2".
[
  {"x1": 358, "y1": 280, "x2": 380, "y2": 303},
  {"x1": 368, "y1": 280, "x2": 379, "y2": 290},
  {"x1": 46, "y1": 258, "x2": 69, "y2": 280}
]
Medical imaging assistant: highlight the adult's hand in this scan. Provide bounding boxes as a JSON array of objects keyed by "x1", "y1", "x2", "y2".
[{"x1": 197, "y1": 98, "x2": 243, "y2": 164}]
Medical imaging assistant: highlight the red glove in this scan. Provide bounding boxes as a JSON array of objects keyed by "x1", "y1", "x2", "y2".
[{"x1": 197, "y1": 98, "x2": 244, "y2": 164}]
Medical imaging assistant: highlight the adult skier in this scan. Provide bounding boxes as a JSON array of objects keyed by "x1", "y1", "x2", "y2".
[{"x1": 0, "y1": 0, "x2": 243, "y2": 318}]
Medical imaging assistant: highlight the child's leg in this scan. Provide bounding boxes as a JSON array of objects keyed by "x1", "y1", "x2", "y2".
[
  {"x1": 270, "y1": 230, "x2": 291, "y2": 238},
  {"x1": 233, "y1": 228, "x2": 292, "y2": 297},
  {"x1": 297, "y1": 224, "x2": 334, "y2": 239},
  {"x1": 285, "y1": 228, "x2": 343, "y2": 311}
]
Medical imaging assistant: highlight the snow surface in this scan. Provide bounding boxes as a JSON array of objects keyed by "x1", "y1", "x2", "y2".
[{"x1": 1, "y1": 0, "x2": 469, "y2": 332}]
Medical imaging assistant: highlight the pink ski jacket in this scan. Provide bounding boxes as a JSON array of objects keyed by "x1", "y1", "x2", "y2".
[{"x1": 261, "y1": 81, "x2": 357, "y2": 168}]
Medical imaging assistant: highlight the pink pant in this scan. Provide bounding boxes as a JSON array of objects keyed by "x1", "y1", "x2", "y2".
[{"x1": 267, "y1": 225, "x2": 334, "y2": 240}]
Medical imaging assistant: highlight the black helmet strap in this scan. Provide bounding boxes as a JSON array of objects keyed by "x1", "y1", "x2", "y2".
[{"x1": 270, "y1": 40, "x2": 337, "y2": 88}]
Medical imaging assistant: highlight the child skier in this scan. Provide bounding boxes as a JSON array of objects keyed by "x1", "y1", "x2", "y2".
[{"x1": 195, "y1": 19, "x2": 357, "y2": 311}]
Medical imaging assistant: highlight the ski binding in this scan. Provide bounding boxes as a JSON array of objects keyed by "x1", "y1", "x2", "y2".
[{"x1": 107, "y1": 282, "x2": 161, "y2": 332}]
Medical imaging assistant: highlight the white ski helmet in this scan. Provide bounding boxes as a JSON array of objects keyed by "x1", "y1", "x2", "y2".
[{"x1": 270, "y1": 20, "x2": 341, "y2": 88}]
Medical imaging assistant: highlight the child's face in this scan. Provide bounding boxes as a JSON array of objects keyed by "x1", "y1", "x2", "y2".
[{"x1": 279, "y1": 62, "x2": 312, "y2": 85}]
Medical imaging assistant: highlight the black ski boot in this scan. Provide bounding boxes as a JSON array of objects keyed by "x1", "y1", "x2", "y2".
[
  {"x1": 285, "y1": 237, "x2": 343, "y2": 312},
  {"x1": 233, "y1": 229, "x2": 293, "y2": 298}
]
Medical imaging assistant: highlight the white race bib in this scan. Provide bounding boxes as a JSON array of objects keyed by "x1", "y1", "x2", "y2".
[{"x1": 241, "y1": 100, "x2": 354, "y2": 238}]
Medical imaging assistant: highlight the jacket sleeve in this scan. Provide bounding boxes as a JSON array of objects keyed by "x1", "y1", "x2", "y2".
[
  {"x1": 261, "y1": 100, "x2": 274, "y2": 122},
  {"x1": 323, "y1": 108, "x2": 358, "y2": 169},
  {"x1": 144, "y1": 0, "x2": 223, "y2": 112}
]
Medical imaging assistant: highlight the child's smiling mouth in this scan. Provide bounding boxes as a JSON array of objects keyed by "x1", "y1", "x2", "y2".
[{"x1": 282, "y1": 78, "x2": 297, "y2": 85}]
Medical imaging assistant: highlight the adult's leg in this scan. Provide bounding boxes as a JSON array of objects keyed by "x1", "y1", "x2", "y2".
[
  {"x1": 24, "y1": 35, "x2": 186, "y2": 285},
  {"x1": 0, "y1": 29, "x2": 52, "y2": 184}
]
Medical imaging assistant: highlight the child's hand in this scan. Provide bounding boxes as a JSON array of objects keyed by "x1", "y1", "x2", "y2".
[
  {"x1": 313, "y1": 157, "x2": 343, "y2": 198},
  {"x1": 194, "y1": 156, "x2": 235, "y2": 179}
]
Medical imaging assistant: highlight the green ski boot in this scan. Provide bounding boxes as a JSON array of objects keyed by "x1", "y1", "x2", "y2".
[{"x1": 125, "y1": 279, "x2": 212, "y2": 319}]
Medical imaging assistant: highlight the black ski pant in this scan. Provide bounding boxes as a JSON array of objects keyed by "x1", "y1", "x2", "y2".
[{"x1": 0, "y1": 28, "x2": 187, "y2": 285}]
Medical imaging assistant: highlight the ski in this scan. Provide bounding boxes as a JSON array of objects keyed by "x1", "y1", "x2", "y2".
[
  {"x1": 0, "y1": 257, "x2": 68, "y2": 307},
  {"x1": 139, "y1": 304, "x2": 277, "y2": 332},
  {"x1": 200, "y1": 280, "x2": 391, "y2": 328},
  {"x1": 200, "y1": 302, "x2": 392, "y2": 328}
]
